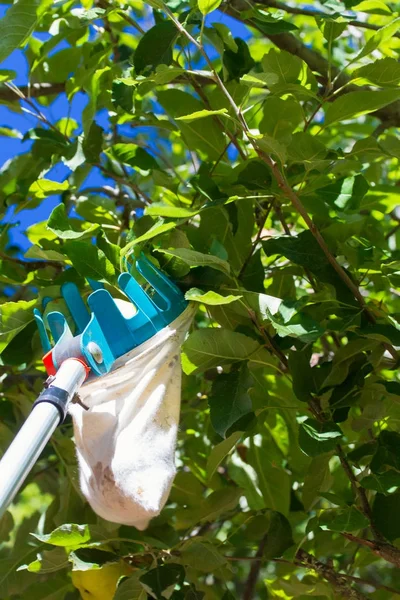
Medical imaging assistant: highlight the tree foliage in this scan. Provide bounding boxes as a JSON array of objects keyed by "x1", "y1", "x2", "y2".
[{"x1": 0, "y1": 0, "x2": 400, "y2": 598}]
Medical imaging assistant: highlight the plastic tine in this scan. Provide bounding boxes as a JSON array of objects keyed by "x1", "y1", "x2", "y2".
[
  {"x1": 136, "y1": 255, "x2": 186, "y2": 319},
  {"x1": 118, "y1": 272, "x2": 163, "y2": 333},
  {"x1": 33, "y1": 309, "x2": 52, "y2": 354},
  {"x1": 87, "y1": 289, "x2": 136, "y2": 357},
  {"x1": 47, "y1": 312, "x2": 72, "y2": 345},
  {"x1": 61, "y1": 283, "x2": 90, "y2": 334},
  {"x1": 81, "y1": 313, "x2": 114, "y2": 375},
  {"x1": 87, "y1": 278, "x2": 104, "y2": 291}
]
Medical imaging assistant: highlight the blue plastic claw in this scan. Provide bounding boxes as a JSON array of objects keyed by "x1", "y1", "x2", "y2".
[
  {"x1": 61, "y1": 283, "x2": 90, "y2": 334},
  {"x1": 119, "y1": 272, "x2": 163, "y2": 338},
  {"x1": 34, "y1": 309, "x2": 52, "y2": 354},
  {"x1": 47, "y1": 312, "x2": 72, "y2": 345},
  {"x1": 136, "y1": 255, "x2": 187, "y2": 321},
  {"x1": 36, "y1": 256, "x2": 188, "y2": 376}
]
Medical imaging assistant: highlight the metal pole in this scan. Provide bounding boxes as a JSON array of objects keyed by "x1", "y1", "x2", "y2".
[{"x1": 0, "y1": 359, "x2": 87, "y2": 518}]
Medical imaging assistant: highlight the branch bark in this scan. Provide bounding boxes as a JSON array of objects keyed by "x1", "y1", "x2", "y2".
[
  {"x1": 0, "y1": 82, "x2": 65, "y2": 102},
  {"x1": 257, "y1": 0, "x2": 400, "y2": 37},
  {"x1": 296, "y1": 549, "x2": 369, "y2": 600},
  {"x1": 343, "y1": 534, "x2": 400, "y2": 569},
  {"x1": 242, "y1": 535, "x2": 267, "y2": 600}
]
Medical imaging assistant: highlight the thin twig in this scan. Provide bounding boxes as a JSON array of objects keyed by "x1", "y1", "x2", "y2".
[
  {"x1": 238, "y1": 200, "x2": 273, "y2": 279},
  {"x1": 336, "y1": 444, "x2": 384, "y2": 542},
  {"x1": 242, "y1": 535, "x2": 267, "y2": 600}
]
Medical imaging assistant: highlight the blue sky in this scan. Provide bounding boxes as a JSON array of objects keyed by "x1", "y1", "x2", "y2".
[{"x1": 0, "y1": 5, "x2": 250, "y2": 254}]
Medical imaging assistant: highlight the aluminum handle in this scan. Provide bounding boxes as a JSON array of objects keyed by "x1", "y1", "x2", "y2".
[{"x1": 0, "y1": 359, "x2": 87, "y2": 518}]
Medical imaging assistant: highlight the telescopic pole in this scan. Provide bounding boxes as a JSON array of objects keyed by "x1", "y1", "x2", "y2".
[{"x1": 0, "y1": 358, "x2": 87, "y2": 519}]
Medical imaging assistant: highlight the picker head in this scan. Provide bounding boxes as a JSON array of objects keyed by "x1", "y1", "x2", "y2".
[{"x1": 34, "y1": 255, "x2": 188, "y2": 377}]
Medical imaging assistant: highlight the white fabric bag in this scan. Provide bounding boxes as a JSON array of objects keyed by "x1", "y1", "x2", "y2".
[{"x1": 69, "y1": 304, "x2": 195, "y2": 530}]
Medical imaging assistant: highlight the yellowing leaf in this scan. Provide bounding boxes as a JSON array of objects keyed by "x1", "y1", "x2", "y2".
[
  {"x1": 176, "y1": 108, "x2": 228, "y2": 122},
  {"x1": 198, "y1": 0, "x2": 223, "y2": 15},
  {"x1": 29, "y1": 179, "x2": 69, "y2": 198},
  {"x1": 185, "y1": 288, "x2": 241, "y2": 305}
]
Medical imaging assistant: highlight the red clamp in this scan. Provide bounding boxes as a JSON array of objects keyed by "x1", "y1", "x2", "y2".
[{"x1": 42, "y1": 352, "x2": 91, "y2": 381}]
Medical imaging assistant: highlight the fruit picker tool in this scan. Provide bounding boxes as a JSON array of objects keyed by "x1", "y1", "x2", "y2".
[{"x1": 0, "y1": 255, "x2": 188, "y2": 519}]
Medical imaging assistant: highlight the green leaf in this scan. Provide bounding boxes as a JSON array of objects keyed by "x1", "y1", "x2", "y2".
[
  {"x1": 158, "y1": 89, "x2": 226, "y2": 160},
  {"x1": 250, "y1": 132, "x2": 287, "y2": 164},
  {"x1": 0, "y1": 69, "x2": 16, "y2": 82},
  {"x1": 209, "y1": 364, "x2": 254, "y2": 438},
  {"x1": 262, "y1": 511, "x2": 294, "y2": 559},
  {"x1": 259, "y1": 96, "x2": 303, "y2": 139},
  {"x1": 178, "y1": 540, "x2": 227, "y2": 571},
  {"x1": 140, "y1": 564, "x2": 185, "y2": 600},
  {"x1": 114, "y1": 575, "x2": 146, "y2": 600},
  {"x1": 299, "y1": 419, "x2": 343, "y2": 457},
  {"x1": 269, "y1": 310, "x2": 324, "y2": 343},
  {"x1": 206, "y1": 431, "x2": 242, "y2": 481},
  {"x1": 324, "y1": 89, "x2": 400, "y2": 126},
  {"x1": 147, "y1": 204, "x2": 198, "y2": 218},
  {"x1": 0, "y1": 299, "x2": 36, "y2": 353},
  {"x1": 223, "y1": 38, "x2": 255, "y2": 80},
  {"x1": 133, "y1": 22, "x2": 177, "y2": 74},
  {"x1": 261, "y1": 48, "x2": 316, "y2": 90},
  {"x1": 156, "y1": 248, "x2": 231, "y2": 275},
  {"x1": 361, "y1": 470, "x2": 400, "y2": 494},
  {"x1": 112, "y1": 80, "x2": 135, "y2": 113},
  {"x1": 288, "y1": 348, "x2": 315, "y2": 402},
  {"x1": 319, "y1": 507, "x2": 369, "y2": 532},
  {"x1": 319, "y1": 174, "x2": 369, "y2": 211},
  {"x1": 29, "y1": 179, "x2": 69, "y2": 199},
  {"x1": 370, "y1": 430, "x2": 400, "y2": 473},
  {"x1": 70, "y1": 548, "x2": 118, "y2": 571},
  {"x1": 235, "y1": 159, "x2": 272, "y2": 190},
  {"x1": 121, "y1": 220, "x2": 179, "y2": 255},
  {"x1": 316, "y1": 18, "x2": 347, "y2": 41},
  {"x1": 248, "y1": 437, "x2": 291, "y2": 515},
  {"x1": 287, "y1": 132, "x2": 327, "y2": 165},
  {"x1": 185, "y1": 288, "x2": 241, "y2": 305},
  {"x1": 63, "y1": 240, "x2": 116, "y2": 284},
  {"x1": 228, "y1": 453, "x2": 265, "y2": 510},
  {"x1": 355, "y1": 57, "x2": 400, "y2": 86},
  {"x1": 355, "y1": 16, "x2": 400, "y2": 60},
  {"x1": 24, "y1": 245, "x2": 67, "y2": 262},
  {"x1": 22, "y1": 548, "x2": 68, "y2": 574},
  {"x1": 82, "y1": 122, "x2": 103, "y2": 164},
  {"x1": 302, "y1": 455, "x2": 333, "y2": 510},
  {"x1": 181, "y1": 329, "x2": 260, "y2": 375},
  {"x1": 321, "y1": 338, "x2": 378, "y2": 389},
  {"x1": 47, "y1": 203, "x2": 99, "y2": 240},
  {"x1": 372, "y1": 492, "x2": 400, "y2": 541},
  {"x1": 212, "y1": 23, "x2": 238, "y2": 52},
  {"x1": 20, "y1": 576, "x2": 73, "y2": 600},
  {"x1": 0, "y1": 0, "x2": 42, "y2": 64},
  {"x1": 33, "y1": 524, "x2": 91, "y2": 547},
  {"x1": 176, "y1": 108, "x2": 229, "y2": 122},
  {"x1": 198, "y1": 0, "x2": 222, "y2": 15},
  {"x1": 109, "y1": 144, "x2": 158, "y2": 171}
]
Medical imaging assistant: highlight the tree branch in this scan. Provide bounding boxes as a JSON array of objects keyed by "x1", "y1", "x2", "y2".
[
  {"x1": 0, "y1": 82, "x2": 65, "y2": 102},
  {"x1": 343, "y1": 534, "x2": 400, "y2": 569},
  {"x1": 296, "y1": 549, "x2": 368, "y2": 600},
  {"x1": 242, "y1": 535, "x2": 267, "y2": 600},
  {"x1": 258, "y1": 0, "x2": 400, "y2": 37}
]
